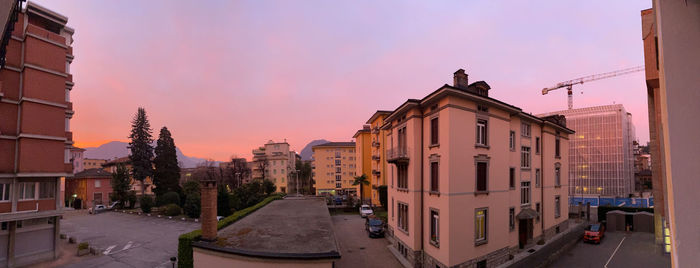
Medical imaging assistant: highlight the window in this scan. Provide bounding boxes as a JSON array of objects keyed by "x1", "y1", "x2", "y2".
[
  {"x1": 95, "y1": 179, "x2": 101, "y2": 188},
  {"x1": 477, "y1": 105, "x2": 488, "y2": 112},
  {"x1": 335, "y1": 152, "x2": 341, "y2": 158},
  {"x1": 476, "y1": 119, "x2": 488, "y2": 146},
  {"x1": 535, "y1": 137, "x2": 541, "y2": 154},
  {"x1": 336, "y1": 167, "x2": 341, "y2": 173},
  {"x1": 397, "y1": 164, "x2": 408, "y2": 189},
  {"x1": 555, "y1": 135, "x2": 561, "y2": 158},
  {"x1": 274, "y1": 169, "x2": 277, "y2": 174},
  {"x1": 521, "y1": 181, "x2": 531, "y2": 205},
  {"x1": 555, "y1": 163, "x2": 561, "y2": 186},
  {"x1": 336, "y1": 182, "x2": 341, "y2": 188},
  {"x1": 335, "y1": 160, "x2": 341, "y2": 166},
  {"x1": 398, "y1": 203, "x2": 409, "y2": 232},
  {"x1": 509, "y1": 207, "x2": 515, "y2": 231},
  {"x1": 477, "y1": 260, "x2": 487, "y2": 268},
  {"x1": 430, "y1": 210, "x2": 439, "y2": 245},
  {"x1": 19, "y1": 182, "x2": 36, "y2": 200},
  {"x1": 391, "y1": 198, "x2": 394, "y2": 219},
  {"x1": 509, "y1": 168, "x2": 515, "y2": 189},
  {"x1": 521, "y1": 123, "x2": 531, "y2": 137},
  {"x1": 0, "y1": 184, "x2": 9, "y2": 201},
  {"x1": 430, "y1": 117, "x2": 439, "y2": 145},
  {"x1": 521, "y1": 146, "x2": 531, "y2": 168},
  {"x1": 476, "y1": 161, "x2": 488, "y2": 192},
  {"x1": 475, "y1": 208, "x2": 487, "y2": 244},
  {"x1": 430, "y1": 162, "x2": 439, "y2": 192},
  {"x1": 509, "y1": 131, "x2": 515, "y2": 151},
  {"x1": 335, "y1": 175, "x2": 341, "y2": 181},
  {"x1": 555, "y1": 196, "x2": 561, "y2": 218},
  {"x1": 535, "y1": 169, "x2": 541, "y2": 187},
  {"x1": 535, "y1": 203, "x2": 541, "y2": 222}
]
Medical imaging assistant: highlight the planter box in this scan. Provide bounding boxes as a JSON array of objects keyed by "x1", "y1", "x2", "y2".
[{"x1": 77, "y1": 248, "x2": 90, "y2": 256}]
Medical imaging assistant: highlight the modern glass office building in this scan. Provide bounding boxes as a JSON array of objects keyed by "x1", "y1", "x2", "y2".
[{"x1": 540, "y1": 104, "x2": 636, "y2": 197}]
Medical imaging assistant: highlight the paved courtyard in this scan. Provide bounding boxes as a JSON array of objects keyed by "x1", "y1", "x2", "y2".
[
  {"x1": 331, "y1": 213, "x2": 402, "y2": 268},
  {"x1": 56, "y1": 210, "x2": 199, "y2": 268},
  {"x1": 551, "y1": 231, "x2": 670, "y2": 268}
]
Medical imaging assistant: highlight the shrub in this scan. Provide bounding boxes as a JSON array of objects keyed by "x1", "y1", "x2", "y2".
[
  {"x1": 182, "y1": 181, "x2": 200, "y2": 196},
  {"x1": 183, "y1": 193, "x2": 201, "y2": 218},
  {"x1": 127, "y1": 191, "x2": 137, "y2": 209},
  {"x1": 160, "y1": 191, "x2": 181, "y2": 206},
  {"x1": 164, "y1": 204, "x2": 181, "y2": 216},
  {"x1": 140, "y1": 195, "x2": 154, "y2": 213},
  {"x1": 78, "y1": 242, "x2": 89, "y2": 250},
  {"x1": 262, "y1": 179, "x2": 276, "y2": 195},
  {"x1": 177, "y1": 194, "x2": 283, "y2": 268}
]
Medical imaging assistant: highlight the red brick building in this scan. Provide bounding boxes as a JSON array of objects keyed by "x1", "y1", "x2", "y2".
[
  {"x1": 0, "y1": 1, "x2": 74, "y2": 266},
  {"x1": 66, "y1": 169, "x2": 113, "y2": 209}
]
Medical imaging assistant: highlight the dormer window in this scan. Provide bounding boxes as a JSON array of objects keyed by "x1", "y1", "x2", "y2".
[{"x1": 477, "y1": 105, "x2": 488, "y2": 113}]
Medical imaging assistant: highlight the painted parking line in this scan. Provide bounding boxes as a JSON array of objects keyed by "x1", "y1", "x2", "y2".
[
  {"x1": 604, "y1": 236, "x2": 626, "y2": 268},
  {"x1": 103, "y1": 245, "x2": 116, "y2": 255},
  {"x1": 122, "y1": 241, "x2": 133, "y2": 251}
]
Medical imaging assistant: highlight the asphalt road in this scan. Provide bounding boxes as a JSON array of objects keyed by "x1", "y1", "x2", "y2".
[
  {"x1": 331, "y1": 213, "x2": 402, "y2": 268},
  {"x1": 551, "y1": 231, "x2": 670, "y2": 268},
  {"x1": 58, "y1": 210, "x2": 199, "y2": 268}
]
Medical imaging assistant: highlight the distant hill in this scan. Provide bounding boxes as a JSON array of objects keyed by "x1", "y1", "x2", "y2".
[
  {"x1": 299, "y1": 139, "x2": 330, "y2": 161},
  {"x1": 83, "y1": 141, "x2": 216, "y2": 168}
]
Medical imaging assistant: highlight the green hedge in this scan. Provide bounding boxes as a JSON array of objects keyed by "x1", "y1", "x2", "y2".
[{"x1": 177, "y1": 193, "x2": 285, "y2": 268}]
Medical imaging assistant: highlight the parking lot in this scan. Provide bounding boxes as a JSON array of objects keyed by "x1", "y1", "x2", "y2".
[
  {"x1": 551, "y1": 231, "x2": 670, "y2": 268},
  {"x1": 57, "y1": 210, "x2": 199, "y2": 268},
  {"x1": 331, "y1": 213, "x2": 402, "y2": 268}
]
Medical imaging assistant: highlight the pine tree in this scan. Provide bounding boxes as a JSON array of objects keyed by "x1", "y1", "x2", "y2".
[
  {"x1": 128, "y1": 107, "x2": 154, "y2": 196},
  {"x1": 153, "y1": 126, "x2": 181, "y2": 196},
  {"x1": 111, "y1": 163, "x2": 131, "y2": 208}
]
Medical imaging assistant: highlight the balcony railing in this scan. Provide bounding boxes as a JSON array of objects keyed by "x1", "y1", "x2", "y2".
[
  {"x1": 371, "y1": 155, "x2": 380, "y2": 161},
  {"x1": 372, "y1": 170, "x2": 381, "y2": 176},
  {"x1": 386, "y1": 147, "x2": 410, "y2": 164},
  {"x1": 372, "y1": 141, "x2": 380, "y2": 148}
]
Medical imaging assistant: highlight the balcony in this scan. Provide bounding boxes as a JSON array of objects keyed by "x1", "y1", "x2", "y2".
[
  {"x1": 372, "y1": 170, "x2": 381, "y2": 176},
  {"x1": 386, "y1": 147, "x2": 409, "y2": 164},
  {"x1": 371, "y1": 155, "x2": 380, "y2": 161},
  {"x1": 371, "y1": 127, "x2": 379, "y2": 134},
  {"x1": 372, "y1": 141, "x2": 380, "y2": 148}
]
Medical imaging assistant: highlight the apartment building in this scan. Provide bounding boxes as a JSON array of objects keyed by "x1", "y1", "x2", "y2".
[
  {"x1": 0, "y1": 1, "x2": 74, "y2": 266},
  {"x1": 69, "y1": 146, "x2": 85, "y2": 174},
  {"x1": 251, "y1": 140, "x2": 297, "y2": 193},
  {"x1": 367, "y1": 111, "x2": 391, "y2": 206},
  {"x1": 65, "y1": 168, "x2": 113, "y2": 209},
  {"x1": 312, "y1": 142, "x2": 357, "y2": 197},
  {"x1": 384, "y1": 69, "x2": 572, "y2": 267},
  {"x1": 641, "y1": 3, "x2": 700, "y2": 263},
  {"x1": 353, "y1": 126, "x2": 371, "y2": 203},
  {"x1": 102, "y1": 157, "x2": 154, "y2": 196},
  {"x1": 539, "y1": 104, "x2": 636, "y2": 197},
  {"x1": 83, "y1": 158, "x2": 106, "y2": 170}
]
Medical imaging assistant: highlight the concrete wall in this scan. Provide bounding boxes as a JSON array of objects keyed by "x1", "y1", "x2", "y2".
[
  {"x1": 193, "y1": 247, "x2": 334, "y2": 268},
  {"x1": 652, "y1": 0, "x2": 700, "y2": 265}
]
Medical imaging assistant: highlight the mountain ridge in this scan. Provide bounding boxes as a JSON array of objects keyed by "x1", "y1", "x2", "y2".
[{"x1": 83, "y1": 141, "x2": 215, "y2": 168}]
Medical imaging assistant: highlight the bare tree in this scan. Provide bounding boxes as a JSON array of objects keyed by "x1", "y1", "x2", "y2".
[
  {"x1": 192, "y1": 160, "x2": 223, "y2": 184},
  {"x1": 222, "y1": 157, "x2": 251, "y2": 190},
  {"x1": 254, "y1": 156, "x2": 269, "y2": 181}
]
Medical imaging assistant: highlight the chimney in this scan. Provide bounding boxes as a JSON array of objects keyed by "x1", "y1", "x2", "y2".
[
  {"x1": 453, "y1": 69, "x2": 469, "y2": 89},
  {"x1": 200, "y1": 179, "x2": 217, "y2": 241}
]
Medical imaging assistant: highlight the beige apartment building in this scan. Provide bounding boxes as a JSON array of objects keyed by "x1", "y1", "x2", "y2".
[
  {"x1": 641, "y1": 2, "x2": 700, "y2": 264},
  {"x1": 384, "y1": 70, "x2": 572, "y2": 267},
  {"x1": 354, "y1": 111, "x2": 392, "y2": 206},
  {"x1": 312, "y1": 142, "x2": 357, "y2": 197},
  {"x1": 251, "y1": 140, "x2": 297, "y2": 193}
]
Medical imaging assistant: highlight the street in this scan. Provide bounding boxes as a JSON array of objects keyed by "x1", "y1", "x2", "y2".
[
  {"x1": 57, "y1": 210, "x2": 199, "y2": 268},
  {"x1": 331, "y1": 213, "x2": 402, "y2": 268},
  {"x1": 551, "y1": 231, "x2": 670, "y2": 268}
]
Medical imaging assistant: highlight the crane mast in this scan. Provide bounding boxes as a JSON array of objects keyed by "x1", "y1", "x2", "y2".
[{"x1": 541, "y1": 66, "x2": 644, "y2": 109}]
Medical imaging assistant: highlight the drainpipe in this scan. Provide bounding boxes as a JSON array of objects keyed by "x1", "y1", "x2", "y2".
[
  {"x1": 540, "y1": 122, "x2": 545, "y2": 240},
  {"x1": 419, "y1": 113, "x2": 425, "y2": 259}
]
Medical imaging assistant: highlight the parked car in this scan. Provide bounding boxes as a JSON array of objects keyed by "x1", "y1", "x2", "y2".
[
  {"x1": 583, "y1": 223, "x2": 605, "y2": 244},
  {"x1": 359, "y1": 204, "x2": 373, "y2": 217},
  {"x1": 365, "y1": 216, "x2": 385, "y2": 238},
  {"x1": 88, "y1": 205, "x2": 107, "y2": 214},
  {"x1": 334, "y1": 197, "x2": 342, "y2": 205}
]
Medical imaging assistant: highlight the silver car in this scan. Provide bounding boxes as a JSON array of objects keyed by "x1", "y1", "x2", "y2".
[{"x1": 359, "y1": 205, "x2": 373, "y2": 218}]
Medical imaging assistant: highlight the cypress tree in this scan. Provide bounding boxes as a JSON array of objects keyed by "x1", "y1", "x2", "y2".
[
  {"x1": 153, "y1": 126, "x2": 181, "y2": 196},
  {"x1": 128, "y1": 107, "x2": 154, "y2": 196}
]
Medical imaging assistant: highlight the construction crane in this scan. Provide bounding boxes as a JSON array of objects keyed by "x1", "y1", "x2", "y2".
[{"x1": 541, "y1": 66, "x2": 645, "y2": 109}]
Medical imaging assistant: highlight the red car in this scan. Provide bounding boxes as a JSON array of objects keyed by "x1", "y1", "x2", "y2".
[{"x1": 584, "y1": 223, "x2": 605, "y2": 244}]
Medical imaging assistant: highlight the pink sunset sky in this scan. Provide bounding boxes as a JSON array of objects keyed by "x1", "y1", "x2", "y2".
[{"x1": 37, "y1": 1, "x2": 652, "y2": 161}]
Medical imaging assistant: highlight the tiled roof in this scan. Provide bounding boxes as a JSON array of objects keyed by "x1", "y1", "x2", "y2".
[
  {"x1": 312, "y1": 142, "x2": 355, "y2": 148},
  {"x1": 74, "y1": 168, "x2": 112, "y2": 178}
]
